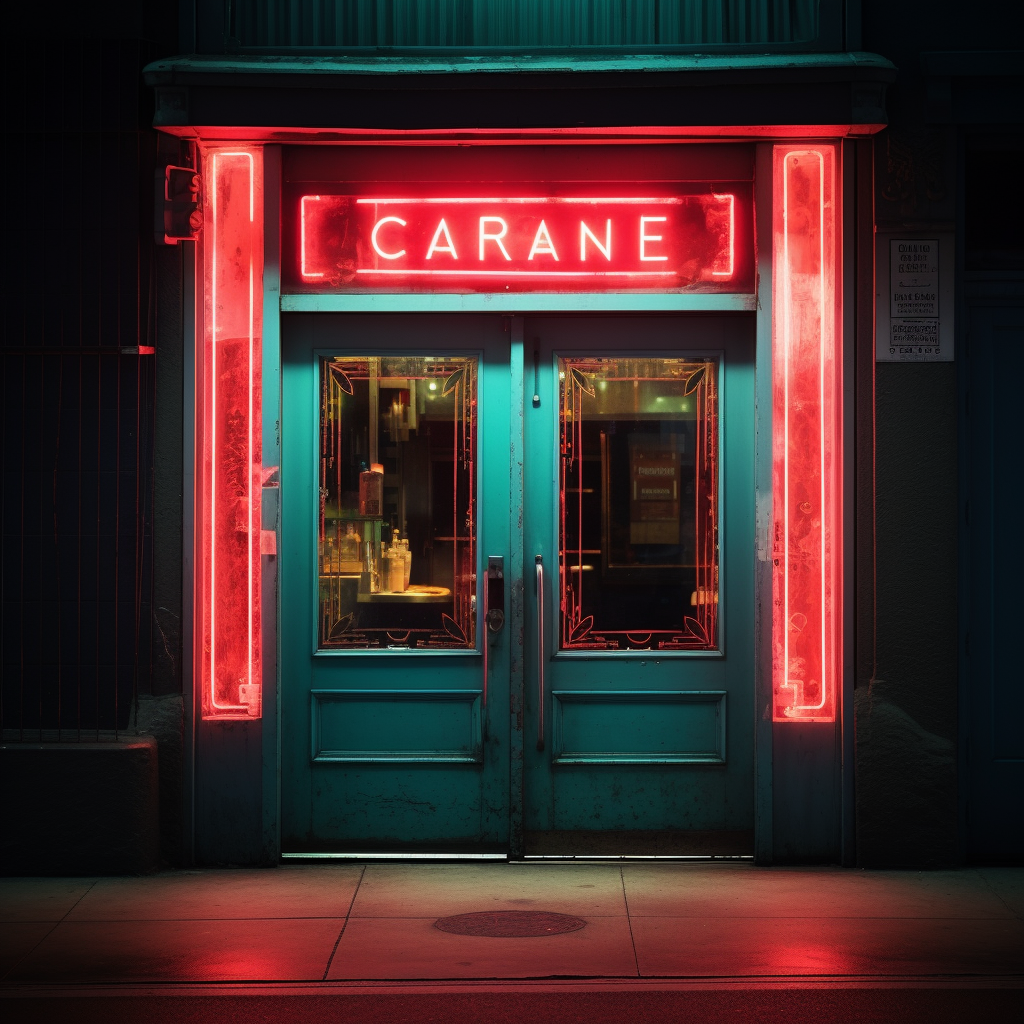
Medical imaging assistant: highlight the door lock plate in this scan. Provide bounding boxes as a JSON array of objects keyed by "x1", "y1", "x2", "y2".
[{"x1": 486, "y1": 556, "x2": 505, "y2": 632}]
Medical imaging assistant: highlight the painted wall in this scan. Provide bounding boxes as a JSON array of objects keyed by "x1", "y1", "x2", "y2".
[
  {"x1": 1, "y1": 6, "x2": 185, "y2": 868},
  {"x1": 857, "y1": 0, "x2": 1022, "y2": 865}
]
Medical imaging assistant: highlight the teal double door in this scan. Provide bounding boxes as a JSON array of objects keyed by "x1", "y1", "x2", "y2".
[{"x1": 281, "y1": 313, "x2": 754, "y2": 855}]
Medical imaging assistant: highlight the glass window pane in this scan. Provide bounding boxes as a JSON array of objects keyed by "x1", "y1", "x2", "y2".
[
  {"x1": 318, "y1": 356, "x2": 477, "y2": 650},
  {"x1": 559, "y1": 356, "x2": 719, "y2": 651}
]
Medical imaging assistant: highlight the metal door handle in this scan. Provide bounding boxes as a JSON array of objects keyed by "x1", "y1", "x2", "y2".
[{"x1": 535, "y1": 554, "x2": 545, "y2": 751}]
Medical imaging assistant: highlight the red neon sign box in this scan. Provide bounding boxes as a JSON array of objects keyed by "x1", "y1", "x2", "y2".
[{"x1": 285, "y1": 190, "x2": 753, "y2": 293}]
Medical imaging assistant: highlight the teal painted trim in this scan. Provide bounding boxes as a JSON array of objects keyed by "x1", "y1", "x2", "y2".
[
  {"x1": 145, "y1": 52, "x2": 896, "y2": 79},
  {"x1": 841, "y1": 139, "x2": 858, "y2": 867},
  {"x1": 312, "y1": 648, "x2": 480, "y2": 658},
  {"x1": 508, "y1": 316, "x2": 526, "y2": 860},
  {"x1": 715, "y1": 349, "x2": 730, "y2": 660},
  {"x1": 311, "y1": 689, "x2": 483, "y2": 763},
  {"x1": 552, "y1": 649, "x2": 724, "y2": 660},
  {"x1": 282, "y1": 852, "x2": 508, "y2": 860},
  {"x1": 261, "y1": 145, "x2": 283, "y2": 864},
  {"x1": 550, "y1": 690, "x2": 727, "y2": 764},
  {"x1": 752, "y1": 143, "x2": 774, "y2": 864},
  {"x1": 181, "y1": 234, "x2": 197, "y2": 867},
  {"x1": 281, "y1": 294, "x2": 757, "y2": 314}
]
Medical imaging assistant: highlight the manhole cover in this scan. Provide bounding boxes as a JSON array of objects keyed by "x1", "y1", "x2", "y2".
[{"x1": 434, "y1": 910, "x2": 587, "y2": 937}]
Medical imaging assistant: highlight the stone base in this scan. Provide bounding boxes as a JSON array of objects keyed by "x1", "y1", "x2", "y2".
[{"x1": 0, "y1": 736, "x2": 160, "y2": 875}]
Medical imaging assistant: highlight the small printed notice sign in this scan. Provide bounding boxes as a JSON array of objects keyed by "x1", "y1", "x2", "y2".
[
  {"x1": 877, "y1": 234, "x2": 953, "y2": 362},
  {"x1": 890, "y1": 240, "x2": 939, "y2": 318}
]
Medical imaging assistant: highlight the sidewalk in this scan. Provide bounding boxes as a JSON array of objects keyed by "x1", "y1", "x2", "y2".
[{"x1": 2, "y1": 862, "x2": 1021, "y2": 1019}]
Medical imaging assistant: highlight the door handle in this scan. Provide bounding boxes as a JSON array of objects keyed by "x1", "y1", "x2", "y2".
[
  {"x1": 535, "y1": 554, "x2": 545, "y2": 751},
  {"x1": 481, "y1": 556, "x2": 504, "y2": 725}
]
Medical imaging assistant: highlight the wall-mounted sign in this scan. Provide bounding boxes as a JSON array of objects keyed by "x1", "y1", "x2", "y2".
[
  {"x1": 876, "y1": 233, "x2": 954, "y2": 362},
  {"x1": 890, "y1": 239, "x2": 939, "y2": 318},
  {"x1": 283, "y1": 190, "x2": 754, "y2": 293}
]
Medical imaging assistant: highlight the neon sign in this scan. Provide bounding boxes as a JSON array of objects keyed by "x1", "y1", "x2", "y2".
[
  {"x1": 199, "y1": 147, "x2": 264, "y2": 721},
  {"x1": 287, "y1": 193, "x2": 751, "y2": 292},
  {"x1": 771, "y1": 145, "x2": 841, "y2": 723}
]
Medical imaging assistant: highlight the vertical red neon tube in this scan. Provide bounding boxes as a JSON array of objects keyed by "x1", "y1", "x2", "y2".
[
  {"x1": 772, "y1": 146, "x2": 840, "y2": 722},
  {"x1": 199, "y1": 148, "x2": 263, "y2": 719}
]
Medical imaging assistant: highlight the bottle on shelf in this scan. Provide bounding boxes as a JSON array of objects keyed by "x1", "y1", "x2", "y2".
[
  {"x1": 400, "y1": 537, "x2": 411, "y2": 589},
  {"x1": 321, "y1": 532, "x2": 335, "y2": 574},
  {"x1": 386, "y1": 529, "x2": 407, "y2": 593},
  {"x1": 359, "y1": 462, "x2": 384, "y2": 516},
  {"x1": 339, "y1": 523, "x2": 362, "y2": 574}
]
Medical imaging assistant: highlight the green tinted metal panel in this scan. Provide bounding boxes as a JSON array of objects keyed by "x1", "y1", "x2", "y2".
[
  {"x1": 232, "y1": 0, "x2": 821, "y2": 48},
  {"x1": 312, "y1": 689, "x2": 482, "y2": 762},
  {"x1": 281, "y1": 313, "x2": 511, "y2": 852},
  {"x1": 523, "y1": 315, "x2": 755, "y2": 839},
  {"x1": 283, "y1": 295, "x2": 756, "y2": 313},
  {"x1": 551, "y1": 690, "x2": 726, "y2": 764}
]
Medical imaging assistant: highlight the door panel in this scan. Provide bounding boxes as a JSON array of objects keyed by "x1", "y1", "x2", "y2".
[
  {"x1": 523, "y1": 316, "x2": 755, "y2": 854},
  {"x1": 281, "y1": 312, "x2": 755, "y2": 855},
  {"x1": 281, "y1": 314, "x2": 511, "y2": 852}
]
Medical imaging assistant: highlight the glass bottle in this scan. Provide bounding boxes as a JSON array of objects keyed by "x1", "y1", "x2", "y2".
[
  {"x1": 400, "y1": 538, "x2": 411, "y2": 589},
  {"x1": 386, "y1": 530, "x2": 406, "y2": 592},
  {"x1": 339, "y1": 523, "x2": 361, "y2": 572},
  {"x1": 359, "y1": 463, "x2": 384, "y2": 516}
]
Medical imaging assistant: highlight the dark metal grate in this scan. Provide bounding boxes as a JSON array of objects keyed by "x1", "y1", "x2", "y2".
[
  {"x1": 1, "y1": 353, "x2": 156, "y2": 738},
  {"x1": 1, "y1": 36, "x2": 163, "y2": 739}
]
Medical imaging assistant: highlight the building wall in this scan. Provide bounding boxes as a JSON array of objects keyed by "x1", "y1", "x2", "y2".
[
  {"x1": 856, "y1": 0, "x2": 1022, "y2": 866},
  {"x1": 4, "y1": 0, "x2": 1020, "y2": 869},
  {"x1": 2, "y1": 6, "x2": 185, "y2": 868}
]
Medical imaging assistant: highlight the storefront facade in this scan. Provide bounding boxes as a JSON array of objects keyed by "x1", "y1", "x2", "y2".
[
  {"x1": 142, "y1": 49, "x2": 895, "y2": 864},
  {"x1": 4, "y1": 3, "x2": 1021, "y2": 875}
]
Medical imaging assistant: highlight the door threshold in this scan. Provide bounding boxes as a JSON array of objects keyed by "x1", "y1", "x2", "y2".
[
  {"x1": 281, "y1": 852, "x2": 509, "y2": 861},
  {"x1": 281, "y1": 851, "x2": 754, "y2": 863},
  {"x1": 522, "y1": 854, "x2": 754, "y2": 861}
]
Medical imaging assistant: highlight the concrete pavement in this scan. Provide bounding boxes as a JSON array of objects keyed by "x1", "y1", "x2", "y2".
[{"x1": 1, "y1": 862, "x2": 1021, "y2": 1020}]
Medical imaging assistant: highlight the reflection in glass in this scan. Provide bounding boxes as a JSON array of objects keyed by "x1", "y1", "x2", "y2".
[
  {"x1": 317, "y1": 356, "x2": 476, "y2": 650},
  {"x1": 559, "y1": 356, "x2": 719, "y2": 651}
]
